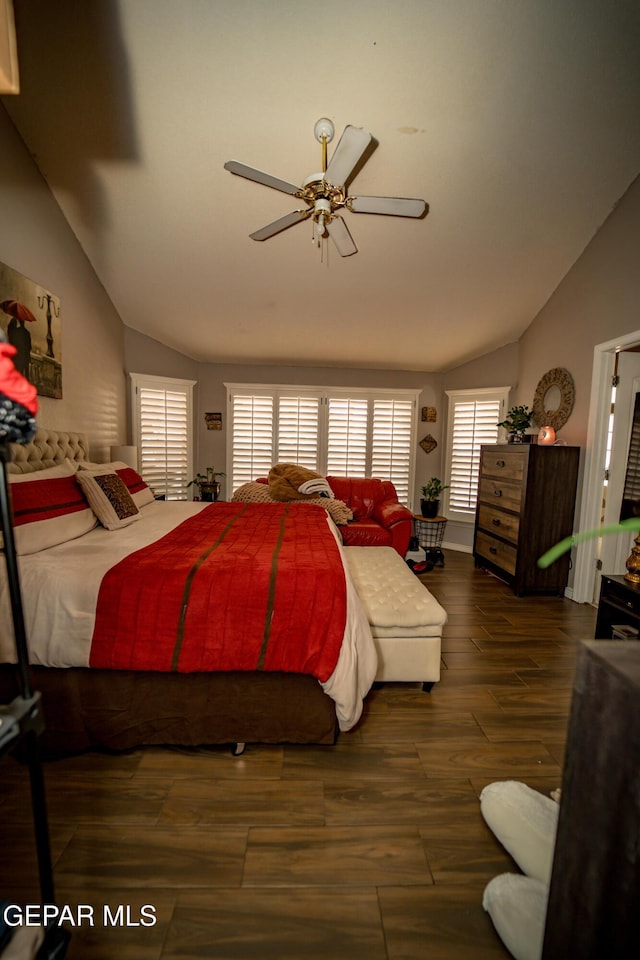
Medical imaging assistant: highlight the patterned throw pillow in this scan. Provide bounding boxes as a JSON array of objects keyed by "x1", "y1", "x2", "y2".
[
  {"x1": 76, "y1": 472, "x2": 140, "y2": 530},
  {"x1": 77, "y1": 460, "x2": 156, "y2": 508}
]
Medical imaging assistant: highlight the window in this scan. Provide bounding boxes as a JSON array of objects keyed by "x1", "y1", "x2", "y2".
[
  {"x1": 130, "y1": 374, "x2": 196, "y2": 499},
  {"x1": 444, "y1": 387, "x2": 510, "y2": 520},
  {"x1": 227, "y1": 384, "x2": 418, "y2": 504}
]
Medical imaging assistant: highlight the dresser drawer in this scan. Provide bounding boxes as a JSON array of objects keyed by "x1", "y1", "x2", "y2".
[
  {"x1": 475, "y1": 531, "x2": 517, "y2": 575},
  {"x1": 480, "y1": 448, "x2": 526, "y2": 481},
  {"x1": 477, "y1": 504, "x2": 520, "y2": 545},
  {"x1": 478, "y1": 476, "x2": 523, "y2": 513}
]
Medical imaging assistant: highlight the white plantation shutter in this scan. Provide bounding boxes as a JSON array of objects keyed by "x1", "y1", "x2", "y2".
[
  {"x1": 277, "y1": 395, "x2": 320, "y2": 469},
  {"x1": 327, "y1": 397, "x2": 368, "y2": 476},
  {"x1": 227, "y1": 384, "x2": 418, "y2": 504},
  {"x1": 131, "y1": 375, "x2": 195, "y2": 500},
  {"x1": 230, "y1": 393, "x2": 274, "y2": 489},
  {"x1": 371, "y1": 399, "x2": 414, "y2": 503},
  {"x1": 445, "y1": 388, "x2": 509, "y2": 518}
]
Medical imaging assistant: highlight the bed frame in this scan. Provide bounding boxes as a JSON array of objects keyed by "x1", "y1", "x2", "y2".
[{"x1": 0, "y1": 429, "x2": 338, "y2": 755}]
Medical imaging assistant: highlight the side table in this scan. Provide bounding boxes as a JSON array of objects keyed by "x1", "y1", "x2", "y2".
[
  {"x1": 595, "y1": 573, "x2": 640, "y2": 639},
  {"x1": 412, "y1": 514, "x2": 448, "y2": 567}
]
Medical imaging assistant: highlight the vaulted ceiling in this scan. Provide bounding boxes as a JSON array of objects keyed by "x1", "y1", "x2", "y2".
[{"x1": 4, "y1": 0, "x2": 640, "y2": 371}]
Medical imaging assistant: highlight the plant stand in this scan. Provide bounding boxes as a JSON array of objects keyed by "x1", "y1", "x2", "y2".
[{"x1": 412, "y1": 514, "x2": 448, "y2": 567}]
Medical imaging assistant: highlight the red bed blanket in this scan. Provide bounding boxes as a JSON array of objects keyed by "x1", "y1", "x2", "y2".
[{"x1": 89, "y1": 502, "x2": 347, "y2": 682}]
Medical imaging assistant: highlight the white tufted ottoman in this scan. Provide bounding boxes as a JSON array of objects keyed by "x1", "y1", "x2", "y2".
[{"x1": 343, "y1": 546, "x2": 447, "y2": 690}]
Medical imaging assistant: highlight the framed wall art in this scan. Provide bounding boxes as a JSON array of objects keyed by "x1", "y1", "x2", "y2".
[{"x1": 0, "y1": 261, "x2": 62, "y2": 399}]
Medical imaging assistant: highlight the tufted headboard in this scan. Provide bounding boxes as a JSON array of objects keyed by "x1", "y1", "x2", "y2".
[{"x1": 7, "y1": 428, "x2": 90, "y2": 474}]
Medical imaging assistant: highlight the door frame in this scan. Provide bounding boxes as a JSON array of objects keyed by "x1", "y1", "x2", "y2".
[{"x1": 572, "y1": 330, "x2": 640, "y2": 603}]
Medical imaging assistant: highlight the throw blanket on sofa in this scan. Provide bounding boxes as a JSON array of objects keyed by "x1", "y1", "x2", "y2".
[{"x1": 89, "y1": 501, "x2": 347, "y2": 681}]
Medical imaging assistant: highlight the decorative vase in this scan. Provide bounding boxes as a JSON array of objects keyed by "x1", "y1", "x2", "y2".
[
  {"x1": 421, "y1": 499, "x2": 439, "y2": 519},
  {"x1": 508, "y1": 431, "x2": 525, "y2": 444}
]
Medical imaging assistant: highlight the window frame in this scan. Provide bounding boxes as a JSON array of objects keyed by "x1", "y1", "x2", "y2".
[
  {"x1": 225, "y1": 382, "x2": 419, "y2": 506},
  {"x1": 130, "y1": 373, "x2": 196, "y2": 500},
  {"x1": 443, "y1": 386, "x2": 510, "y2": 523}
]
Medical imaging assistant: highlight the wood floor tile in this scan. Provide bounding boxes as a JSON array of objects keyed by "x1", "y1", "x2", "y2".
[
  {"x1": 163, "y1": 888, "x2": 387, "y2": 960},
  {"x1": 416, "y1": 738, "x2": 561, "y2": 780},
  {"x1": 242, "y1": 825, "x2": 432, "y2": 887},
  {"x1": 158, "y1": 779, "x2": 324, "y2": 826},
  {"x1": 357, "y1": 711, "x2": 485, "y2": 743},
  {"x1": 421, "y1": 833, "x2": 517, "y2": 883},
  {"x1": 378, "y1": 884, "x2": 511, "y2": 959},
  {"x1": 3, "y1": 776, "x2": 170, "y2": 825},
  {"x1": 515, "y1": 668, "x2": 576, "y2": 688},
  {"x1": 440, "y1": 636, "x2": 485, "y2": 652},
  {"x1": 481, "y1": 624, "x2": 569, "y2": 641},
  {"x1": 282, "y1": 742, "x2": 425, "y2": 780},
  {"x1": 54, "y1": 825, "x2": 248, "y2": 888},
  {"x1": 442, "y1": 650, "x2": 540, "y2": 669},
  {"x1": 487, "y1": 686, "x2": 573, "y2": 713},
  {"x1": 473, "y1": 710, "x2": 569, "y2": 742},
  {"x1": 436, "y1": 667, "x2": 527, "y2": 687},
  {"x1": 324, "y1": 778, "x2": 481, "y2": 832}
]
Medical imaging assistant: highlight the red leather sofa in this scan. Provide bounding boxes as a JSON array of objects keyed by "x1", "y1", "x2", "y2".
[{"x1": 327, "y1": 476, "x2": 413, "y2": 557}]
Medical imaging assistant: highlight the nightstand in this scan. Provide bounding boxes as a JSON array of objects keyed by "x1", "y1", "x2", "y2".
[{"x1": 595, "y1": 574, "x2": 640, "y2": 639}]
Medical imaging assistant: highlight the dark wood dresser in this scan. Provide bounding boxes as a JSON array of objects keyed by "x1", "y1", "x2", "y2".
[{"x1": 473, "y1": 443, "x2": 580, "y2": 596}]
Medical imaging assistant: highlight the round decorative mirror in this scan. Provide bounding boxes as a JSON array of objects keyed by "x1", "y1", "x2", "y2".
[{"x1": 532, "y1": 367, "x2": 575, "y2": 431}]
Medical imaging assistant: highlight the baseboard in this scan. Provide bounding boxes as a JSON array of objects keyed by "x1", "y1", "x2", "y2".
[{"x1": 442, "y1": 541, "x2": 473, "y2": 555}]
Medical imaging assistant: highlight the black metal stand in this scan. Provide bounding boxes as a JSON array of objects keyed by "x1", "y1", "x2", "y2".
[{"x1": 0, "y1": 442, "x2": 69, "y2": 958}]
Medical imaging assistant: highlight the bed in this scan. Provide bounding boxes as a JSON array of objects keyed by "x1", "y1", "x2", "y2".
[{"x1": 0, "y1": 429, "x2": 377, "y2": 755}]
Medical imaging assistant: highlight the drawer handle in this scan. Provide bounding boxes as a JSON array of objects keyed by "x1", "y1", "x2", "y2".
[
  {"x1": 489, "y1": 546, "x2": 498, "y2": 554},
  {"x1": 496, "y1": 459, "x2": 505, "y2": 467},
  {"x1": 493, "y1": 489, "x2": 502, "y2": 497},
  {"x1": 492, "y1": 518, "x2": 501, "y2": 526}
]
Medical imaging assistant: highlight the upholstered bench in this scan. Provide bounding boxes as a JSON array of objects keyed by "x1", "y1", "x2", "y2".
[{"x1": 343, "y1": 546, "x2": 447, "y2": 690}]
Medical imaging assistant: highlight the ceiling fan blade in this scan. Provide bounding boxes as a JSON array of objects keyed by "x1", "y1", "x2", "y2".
[
  {"x1": 224, "y1": 160, "x2": 301, "y2": 196},
  {"x1": 326, "y1": 216, "x2": 357, "y2": 257},
  {"x1": 349, "y1": 195, "x2": 427, "y2": 217},
  {"x1": 250, "y1": 209, "x2": 310, "y2": 241},
  {"x1": 324, "y1": 125, "x2": 372, "y2": 187}
]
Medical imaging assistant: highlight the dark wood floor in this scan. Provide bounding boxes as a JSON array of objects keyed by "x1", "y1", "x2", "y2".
[{"x1": 1, "y1": 551, "x2": 596, "y2": 959}]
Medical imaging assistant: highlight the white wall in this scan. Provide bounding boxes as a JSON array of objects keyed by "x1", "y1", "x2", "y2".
[{"x1": 0, "y1": 105, "x2": 126, "y2": 459}]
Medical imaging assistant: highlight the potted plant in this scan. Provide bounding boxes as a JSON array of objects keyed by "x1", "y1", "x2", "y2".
[
  {"x1": 497, "y1": 404, "x2": 533, "y2": 443},
  {"x1": 187, "y1": 468, "x2": 226, "y2": 502},
  {"x1": 420, "y1": 477, "x2": 449, "y2": 518}
]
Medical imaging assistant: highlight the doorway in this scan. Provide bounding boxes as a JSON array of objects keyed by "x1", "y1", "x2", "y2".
[{"x1": 573, "y1": 331, "x2": 640, "y2": 604}]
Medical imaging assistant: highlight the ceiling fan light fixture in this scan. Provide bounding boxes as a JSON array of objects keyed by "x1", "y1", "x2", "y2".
[{"x1": 313, "y1": 118, "x2": 335, "y2": 145}]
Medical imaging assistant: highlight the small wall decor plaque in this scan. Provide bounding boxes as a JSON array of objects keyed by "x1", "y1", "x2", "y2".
[
  {"x1": 421, "y1": 406, "x2": 437, "y2": 422},
  {"x1": 205, "y1": 412, "x2": 222, "y2": 430},
  {"x1": 419, "y1": 434, "x2": 437, "y2": 454}
]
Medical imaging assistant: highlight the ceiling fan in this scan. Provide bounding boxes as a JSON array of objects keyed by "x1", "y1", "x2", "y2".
[{"x1": 224, "y1": 118, "x2": 428, "y2": 257}]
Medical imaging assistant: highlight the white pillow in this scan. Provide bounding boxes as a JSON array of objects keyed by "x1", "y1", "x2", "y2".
[
  {"x1": 78, "y1": 460, "x2": 155, "y2": 508},
  {"x1": 483, "y1": 873, "x2": 548, "y2": 960},
  {"x1": 8, "y1": 461, "x2": 97, "y2": 554},
  {"x1": 480, "y1": 780, "x2": 559, "y2": 884},
  {"x1": 76, "y1": 471, "x2": 140, "y2": 530}
]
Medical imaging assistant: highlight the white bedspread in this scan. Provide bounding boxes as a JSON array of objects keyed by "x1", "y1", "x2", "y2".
[{"x1": 0, "y1": 501, "x2": 377, "y2": 731}]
